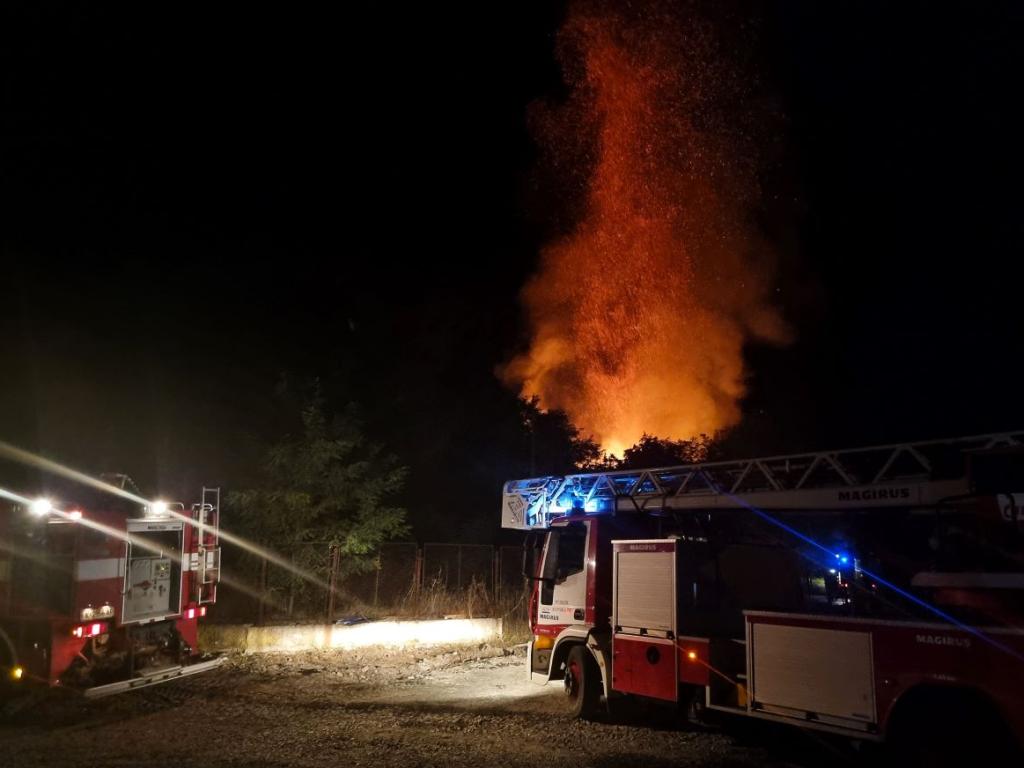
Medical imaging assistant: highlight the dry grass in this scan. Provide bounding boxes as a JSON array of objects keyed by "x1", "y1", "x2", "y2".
[
  {"x1": 330, "y1": 577, "x2": 532, "y2": 645},
  {"x1": 215, "y1": 565, "x2": 534, "y2": 646}
]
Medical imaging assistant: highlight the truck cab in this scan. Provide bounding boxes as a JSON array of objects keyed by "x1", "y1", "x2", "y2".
[{"x1": 525, "y1": 509, "x2": 803, "y2": 717}]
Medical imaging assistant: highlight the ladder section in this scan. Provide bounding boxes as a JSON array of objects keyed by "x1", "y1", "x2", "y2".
[
  {"x1": 193, "y1": 486, "x2": 221, "y2": 604},
  {"x1": 502, "y1": 431, "x2": 1024, "y2": 529}
]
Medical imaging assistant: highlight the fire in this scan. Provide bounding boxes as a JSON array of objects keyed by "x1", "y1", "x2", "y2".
[{"x1": 502, "y1": 2, "x2": 788, "y2": 454}]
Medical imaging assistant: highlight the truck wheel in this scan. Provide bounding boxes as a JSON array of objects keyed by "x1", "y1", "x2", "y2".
[
  {"x1": 563, "y1": 645, "x2": 600, "y2": 720},
  {"x1": 887, "y1": 688, "x2": 1018, "y2": 768}
]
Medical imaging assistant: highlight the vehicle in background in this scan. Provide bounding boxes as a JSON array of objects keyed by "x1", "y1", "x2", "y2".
[{"x1": 1, "y1": 481, "x2": 223, "y2": 698}]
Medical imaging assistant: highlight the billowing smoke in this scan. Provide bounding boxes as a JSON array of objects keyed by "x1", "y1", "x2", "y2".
[{"x1": 501, "y1": 1, "x2": 789, "y2": 456}]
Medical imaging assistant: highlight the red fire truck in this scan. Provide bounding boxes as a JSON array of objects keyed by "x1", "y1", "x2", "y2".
[
  {"x1": 0, "y1": 478, "x2": 223, "y2": 698},
  {"x1": 504, "y1": 432, "x2": 1024, "y2": 759}
]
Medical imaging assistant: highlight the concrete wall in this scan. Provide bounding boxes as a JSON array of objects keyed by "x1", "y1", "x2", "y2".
[{"x1": 201, "y1": 618, "x2": 503, "y2": 654}]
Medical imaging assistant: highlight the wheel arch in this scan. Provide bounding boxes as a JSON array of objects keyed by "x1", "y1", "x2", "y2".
[
  {"x1": 549, "y1": 627, "x2": 610, "y2": 700},
  {"x1": 548, "y1": 628, "x2": 588, "y2": 681}
]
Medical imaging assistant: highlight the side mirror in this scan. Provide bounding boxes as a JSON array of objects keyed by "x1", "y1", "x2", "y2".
[
  {"x1": 521, "y1": 532, "x2": 537, "y2": 580},
  {"x1": 540, "y1": 530, "x2": 560, "y2": 583},
  {"x1": 521, "y1": 531, "x2": 559, "y2": 583}
]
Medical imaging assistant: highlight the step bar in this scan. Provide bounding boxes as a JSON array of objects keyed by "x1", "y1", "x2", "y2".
[{"x1": 83, "y1": 656, "x2": 226, "y2": 699}]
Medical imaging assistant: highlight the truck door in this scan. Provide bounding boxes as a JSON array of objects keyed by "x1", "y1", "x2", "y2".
[
  {"x1": 122, "y1": 520, "x2": 184, "y2": 624},
  {"x1": 538, "y1": 520, "x2": 590, "y2": 629}
]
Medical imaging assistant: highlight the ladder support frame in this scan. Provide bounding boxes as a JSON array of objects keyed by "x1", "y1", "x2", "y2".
[{"x1": 502, "y1": 431, "x2": 1024, "y2": 529}]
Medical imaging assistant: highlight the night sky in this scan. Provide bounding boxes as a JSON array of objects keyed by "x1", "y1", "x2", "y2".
[{"x1": 2, "y1": 2, "x2": 1023, "y2": 540}]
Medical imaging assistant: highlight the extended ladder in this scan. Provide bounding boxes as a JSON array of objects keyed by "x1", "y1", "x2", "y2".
[{"x1": 501, "y1": 431, "x2": 1024, "y2": 530}]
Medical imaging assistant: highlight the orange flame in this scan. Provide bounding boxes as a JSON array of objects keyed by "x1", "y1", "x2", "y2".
[{"x1": 502, "y1": 3, "x2": 788, "y2": 455}]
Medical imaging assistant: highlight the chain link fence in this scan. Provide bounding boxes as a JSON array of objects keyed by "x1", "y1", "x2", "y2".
[
  {"x1": 421, "y1": 543, "x2": 495, "y2": 591},
  {"x1": 498, "y1": 545, "x2": 524, "y2": 594},
  {"x1": 216, "y1": 541, "x2": 528, "y2": 624}
]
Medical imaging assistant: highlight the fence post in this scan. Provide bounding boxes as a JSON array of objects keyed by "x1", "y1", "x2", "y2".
[
  {"x1": 493, "y1": 548, "x2": 500, "y2": 598},
  {"x1": 287, "y1": 552, "x2": 296, "y2": 619},
  {"x1": 326, "y1": 544, "x2": 340, "y2": 623},
  {"x1": 413, "y1": 547, "x2": 423, "y2": 593},
  {"x1": 373, "y1": 559, "x2": 381, "y2": 606},
  {"x1": 257, "y1": 556, "x2": 268, "y2": 626}
]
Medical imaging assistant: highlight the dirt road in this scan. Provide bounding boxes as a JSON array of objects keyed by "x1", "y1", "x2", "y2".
[{"x1": 1, "y1": 645, "x2": 847, "y2": 767}]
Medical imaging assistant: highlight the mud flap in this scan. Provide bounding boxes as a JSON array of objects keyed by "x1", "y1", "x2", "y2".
[{"x1": 527, "y1": 640, "x2": 548, "y2": 685}]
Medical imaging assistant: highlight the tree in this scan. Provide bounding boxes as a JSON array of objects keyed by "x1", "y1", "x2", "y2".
[
  {"x1": 227, "y1": 388, "x2": 408, "y2": 580},
  {"x1": 617, "y1": 433, "x2": 716, "y2": 470},
  {"x1": 519, "y1": 397, "x2": 603, "y2": 473}
]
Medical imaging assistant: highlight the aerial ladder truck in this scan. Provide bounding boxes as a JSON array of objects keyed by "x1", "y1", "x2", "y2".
[{"x1": 502, "y1": 432, "x2": 1024, "y2": 759}]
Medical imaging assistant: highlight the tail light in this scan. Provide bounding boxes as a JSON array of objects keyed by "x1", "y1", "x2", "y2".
[
  {"x1": 72, "y1": 622, "x2": 108, "y2": 638},
  {"x1": 199, "y1": 606, "x2": 207, "y2": 617},
  {"x1": 185, "y1": 608, "x2": 196, "y2": 620}
]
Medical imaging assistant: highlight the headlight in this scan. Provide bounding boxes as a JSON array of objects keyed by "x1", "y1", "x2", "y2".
[
  {"x1": 97, "y1": 604, "x2": 115, "y2": 618},
  {"x1": 149, "y1": 500, "x2": 169, "y2": 516},
  {"x1": 81, "y1": 606, "x2": 96, "y2": 621},
  {"x1": 30, "y1": 498, "x2": 52, "y2": 517}
]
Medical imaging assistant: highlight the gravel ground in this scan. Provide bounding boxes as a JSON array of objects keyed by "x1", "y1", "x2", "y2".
[{"x1": 0, "y1": 644, "x2": 859, "y2": 768}]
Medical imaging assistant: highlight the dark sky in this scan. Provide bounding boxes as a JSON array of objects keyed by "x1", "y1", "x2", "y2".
[{"x1": 2, "y1": 2, "x2": 1024, "y2": 539}]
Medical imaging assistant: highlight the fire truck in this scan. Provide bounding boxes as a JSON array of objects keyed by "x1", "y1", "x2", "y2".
[
  {"x1": 0, "y1": 479, "x2": 224, "y2": 698},
  {"x1": 503, "y1": 432, "x2": 1024, "y2": 758}
]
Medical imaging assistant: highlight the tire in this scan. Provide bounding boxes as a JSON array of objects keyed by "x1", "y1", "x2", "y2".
[
  {"x1": 563, "y1": 645, "x2": 601, "y2": 720},
  {"x1": 887, "y1": 688, "x2": 1019, "y2": 768}
]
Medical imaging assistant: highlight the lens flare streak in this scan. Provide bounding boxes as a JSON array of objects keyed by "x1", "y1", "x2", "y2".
[{"x1": 0, "y1": 444, "x2": 336, "y2": 594}]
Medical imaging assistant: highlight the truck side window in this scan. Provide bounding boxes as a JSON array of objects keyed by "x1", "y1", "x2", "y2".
[
  {"x1": 556, "y1": 522, "x2": 587, "y2": 582},
  {"x1": 540, "y1": 522, "x2": 588, "y2": 605}
]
